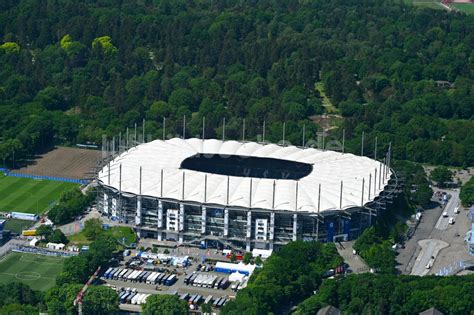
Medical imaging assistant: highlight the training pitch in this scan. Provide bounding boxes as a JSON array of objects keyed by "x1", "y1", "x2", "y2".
[
  {"x1": 0, "y1": 252, "x2": 66, "y2": 291},
  {"x1": 0, "y1": 174, "x2": 78, "y2": 214}
]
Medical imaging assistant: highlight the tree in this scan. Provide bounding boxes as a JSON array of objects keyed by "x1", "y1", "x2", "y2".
[
  {"x1": 229, "y1": 253, "x2": 237, "y2": 263},
  {"x1": 49, "y1": 229, "x2": 68, "y2": 244},
  {"x1": 243, "y1": 252, "x2": 252, "y2": 265},
  {"x1": 201, "y1": 302, "x2": 212, "y2": 315},
  {"x1": 0, "y1": 304, "x2": 37, "y2": 314},
  {"x1": 413, "y1": 184, "x2": 433, "y2": 208},
  {"x1": 45, "y1": 283, "x2": 83, "y2": 314},
  {"x1": 83, "y1": 218, "x2": 103, "y2": 240},
  {"x1": 460, "y1": 177, "x2": 474, "y2": 207},
  {"x1": 82, "y1": 286, "x2": 119, "y2": 315},
  {"x1": 142, "y1": 295, "x2": 189, "y2": 315},
  {"x1": 255, "y1": 256, "x2": 263, "y2": 266},
  {"x1": 0, "y1": 42, "x2": 20, "y2": 53},
  {"x1": 92, "y1": 36, "x2": 117, "y2": 56},
  {"x1": 36, "y1": 225, "x2": 53, "y2": 240},
  {"x1": 430, "y1": 167, "x2": 453, "y2": 187}
]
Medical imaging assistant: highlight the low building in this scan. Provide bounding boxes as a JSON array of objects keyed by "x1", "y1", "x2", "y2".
[
  {"x1": 317, "y1": 305, "x2": 342, "y2": 315},
  {"x1": 29, "y1": 238, "x2": 39, "y2": 247},
  {"x1": 252, "y1": 248, "x2": 272, "y2": 259},
  {"x1": 0, "y1": 219, "x2": 5, "y2": 241},
  {"x1": 46, "y1": 242, "x2": 65, "y2": 250},
  {"x1": 419, "y1": 307, "x2": 443, "y2": 315}
]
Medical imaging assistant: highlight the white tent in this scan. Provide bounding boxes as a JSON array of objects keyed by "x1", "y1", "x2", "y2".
[
  {"x1": 229, "y1": 271, "x2": 245, "y2": 282},
  {"x1": 29, "y1": 238, "x2": 39, "y2": 247},
  {"x1": 252, "y1": 249, "x2": 272, "y2": 259}
]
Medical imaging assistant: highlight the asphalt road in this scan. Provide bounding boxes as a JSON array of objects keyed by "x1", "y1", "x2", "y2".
[
  {"x1": 410, "y1": 239, "x2": 448, "y2": 276},
  {"x1": 397, "y1": 188, "x2": 471, "y2": 276},
  {"x1": 434, "y1": 190, "x2": 460, "y2": 230}
]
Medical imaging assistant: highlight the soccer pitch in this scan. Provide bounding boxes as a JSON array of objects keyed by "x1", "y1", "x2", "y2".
[
  {"x1": 0, "y1": 252, "x2": 66, "y2": 291},
  {"x1": 0, "y1": 174, "x2": 78, "y2": 214}
]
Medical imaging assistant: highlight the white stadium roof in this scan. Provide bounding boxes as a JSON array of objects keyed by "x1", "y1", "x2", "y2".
[{"x1": 97, "y1": 138, "x2": 391, "y2": 214}]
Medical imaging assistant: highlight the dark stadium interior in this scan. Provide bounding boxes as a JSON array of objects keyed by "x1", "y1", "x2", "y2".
[{"x1": 180, "y1": 154, "x2": 313, "y2": 180}]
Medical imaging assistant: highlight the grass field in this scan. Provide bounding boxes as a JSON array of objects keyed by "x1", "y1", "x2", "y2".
[
  {"x1": 68, "y1": 226, "x2": 137, "y2": 246},
  {"x1": 315, "y1": 82, "x2": 339, "y2": 114},
  {"x1": 453, "y1": 3, "x2": 474, "y2": 14},
  {"x1": 0, "y1": 174, "x2": 78, "y2": 214},
  {"x1": 0, "y1": 252, "x2": 66, "y2": 291},
  {"x1": 4, "y1": 218, "x2": 34, "y2": 234},
  {"x1": 404, "y1": 0, "x2": 445, "y2": 10}
]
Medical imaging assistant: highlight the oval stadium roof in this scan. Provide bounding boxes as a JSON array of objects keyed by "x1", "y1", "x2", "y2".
[{"x1": 97, "y1": 138, "x2": 391, "y2": 214}]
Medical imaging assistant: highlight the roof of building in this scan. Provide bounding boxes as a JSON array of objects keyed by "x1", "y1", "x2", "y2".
[
  {"x1": 97, "y1": 138, "x2": 391, "y2": 214},
  {"x1": 317, "y1": 305, "x2": 342, "y2": 315},
  {"x1": 419, "y1": 307, "x2": 444, "y2": 315}
]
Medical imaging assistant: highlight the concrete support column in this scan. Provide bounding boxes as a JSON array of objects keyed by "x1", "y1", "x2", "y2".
[
  {"x1": 179, "y1": 204, "x2": 184, "y2": 243},
  {"x1": 201, "y1": 206, "x2": 207, "y2": 234},
  {"x1": 224, "y1": 208, "x2": 229, "y2": 237},
  {"x1": 269, "y1": 212, "x2": 275, "y2": 240},
  {"x1": 269, "y1": 212, "x2": 275, "y2": 251},
  {"x1": 157, "y1": 200, "x2": 163, "y2": 241},
  {"x1": 103, "y1": 193, "x2": 109, "y2": 214},
  {"x1": 245, "y1": 210, "x2": 252, "y2": 252},
  {"x1": 135, "y1": 196, "x2": 142, "y2": 225},
  {"x1": 246, "y1": 211, "x2": 252, "y2": 239},
  {"x1": 158, "y1": 200, "x2": 163, "y2": 228},
  {"x1": 292, "y1": 213, "x2": 298, "y2": 241},
  {"x1": 246, "y1": 209, "x2": 252, "y2": 251}
]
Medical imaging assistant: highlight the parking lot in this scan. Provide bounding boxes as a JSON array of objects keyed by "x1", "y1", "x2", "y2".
[
  {"x1": 397, "y1": 188, "x2": 473, "y2": 276},
  {"x1": 100, "y1": 249, "x2": 247, "y2": 313}
]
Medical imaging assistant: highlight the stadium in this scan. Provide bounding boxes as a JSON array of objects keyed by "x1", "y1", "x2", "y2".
[{"x1": 96, "y1": 138, "x2": 398, "y2": 251}]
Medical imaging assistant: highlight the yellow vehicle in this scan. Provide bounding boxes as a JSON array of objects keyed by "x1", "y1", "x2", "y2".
[{"x1": 22, "y1": 229, "x2": 37, "y2": 236}]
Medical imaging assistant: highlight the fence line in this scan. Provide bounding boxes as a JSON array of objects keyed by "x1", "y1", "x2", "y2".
[
  {"x1": 1, "y1": 169, "x2": 88, "y2": 185},
  {"x1": 13, "y1": 245, "x2": 78, "y2": 257}
]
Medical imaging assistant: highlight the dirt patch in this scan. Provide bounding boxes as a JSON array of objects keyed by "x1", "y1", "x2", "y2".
[
  {"x1": 14, "y1": 147, "x2": 102, "y2": 180},
  {"x1": 310, "y1": 114, "x2": 344, "y2": 132}
]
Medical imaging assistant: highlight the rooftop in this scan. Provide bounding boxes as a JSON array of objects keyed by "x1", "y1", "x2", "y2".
[{"x1": 97, "y1": 138, "x2": 391, "y2": 214}]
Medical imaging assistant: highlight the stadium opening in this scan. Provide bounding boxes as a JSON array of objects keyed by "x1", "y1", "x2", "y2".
[{"x1": 96, "y1": 138, "x2": 398, "y2": 251}]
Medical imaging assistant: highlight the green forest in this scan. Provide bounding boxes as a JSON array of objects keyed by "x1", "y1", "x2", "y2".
[{"x1": 0, "y1": 0, "x2": 473, "y2": 167}]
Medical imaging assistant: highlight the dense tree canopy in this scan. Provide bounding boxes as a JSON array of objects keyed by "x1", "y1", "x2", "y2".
[
  {"x1": 297, "y1": 274, "x2": 474, "y2": 315},
  {"x1": 142, "y1": 295, "x2": 189, "y2": 315},
  {"x1": 0, "y1": 0, "x2": 472, "y2": 167},
  {"x1": 47, "y1": 188, "x2": 94, "y2": 225},
  {"x1": 44, "y1": 283, "x2": 83, "y2": 315},
  {"x1": 222, "y1": 241, "x2": 343, "y2": 314},
  {"x1": 430, "y1": 166, "x2": 454, "y2": 187},
  {"x1": 82, "y1": 286, "x2": 119, "y2": 315},
  {"x1": 460, "y1": 176, "x2": 474, "y2": 206}
]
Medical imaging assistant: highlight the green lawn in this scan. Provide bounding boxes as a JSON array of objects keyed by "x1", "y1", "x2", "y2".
[
  {"x1": 315, "y1": 82, "x2": 339, "y2": 114},
  {"x1": 0, "y1": 174, "x2": 78, "y2": 214},
  {"x1": 68, "y1": 226, "x2": 137, "y2": 246},
  {"x1": 0, "y1": 252, "x2": 66, "y2": 291},
  {"x1": 404, "y1": 0, "x2": 445, "y2": 10},
  {"x1": 4, "y1": 218, "x2": 34, "y2": 234},
  {"x1": 453, "y1": 3, "x2": 474, "y2": 14}
]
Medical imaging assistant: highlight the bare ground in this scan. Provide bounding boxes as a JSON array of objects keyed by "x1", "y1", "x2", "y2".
[{"x1": 14, "y1": 147, "x2": 102, "y2": 179}]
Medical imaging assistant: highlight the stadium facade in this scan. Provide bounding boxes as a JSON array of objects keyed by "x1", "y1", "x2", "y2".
[{"x1": 96, "y1": 138, "x2": 398, "y2": 251}]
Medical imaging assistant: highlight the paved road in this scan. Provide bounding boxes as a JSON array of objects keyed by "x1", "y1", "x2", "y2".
[
  {"x1": 397, "y1": 188, "x2": 472, "y2": 276},
  {"x1": 410, "y1": 239, "x2": 448, "y2": 276},
  {"x1": 336, "y1": 241, "x2": 369, "y2": 273},
  {"x1": 435, "y1": 190, "x2": 459, "y2": 230},
  {"x1": 0, "y1": 238, "x2": 28, "y2": 259}
]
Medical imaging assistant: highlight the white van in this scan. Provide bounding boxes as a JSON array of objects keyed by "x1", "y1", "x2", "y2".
[
  {"x1": 454, "y1": 206, "x2": 460, "y2": 214},
  {"x1": 448, "y1": 217, "x2": 455, "y2": 225},
  {"x1": 442, "y1": 211, "x2": 448, "y2": 218}
]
